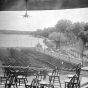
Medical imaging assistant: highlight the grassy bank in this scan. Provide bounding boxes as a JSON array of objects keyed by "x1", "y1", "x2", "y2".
[{"x1": 0, "y1": 47, "x2": 76, "y2": 69}]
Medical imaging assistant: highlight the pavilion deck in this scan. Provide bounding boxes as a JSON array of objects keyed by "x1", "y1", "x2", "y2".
[{"x1": 0, "y1": 70, "x2": 88, "y2": 88}]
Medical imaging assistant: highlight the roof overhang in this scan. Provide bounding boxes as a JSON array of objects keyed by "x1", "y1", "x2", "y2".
[{"x1": 0, "y1": 0, "x2": 88, "y2": 11}]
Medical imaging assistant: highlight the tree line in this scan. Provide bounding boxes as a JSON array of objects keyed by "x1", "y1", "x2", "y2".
[
  {"x1": 0, "y1": 30, "x2": 31, "y2": 34},
  {"x1": 30, "y1": 19, "x2": 88, "y2": 48}
]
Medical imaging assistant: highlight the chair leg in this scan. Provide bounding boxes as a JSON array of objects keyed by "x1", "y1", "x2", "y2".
[
  {"x1": 26, "y1": 78, "x2": 28, "y2": 83},
  {"x1": 58, "y1": 77, "x2": 61, "y2": 88},
  {"x1": 64, "y1": 83, "x2": 66, "y2": 88},
  {"x1": 14, "y1": 83, "x2": 18, "y2": 88},
  {"x1": 78, "y1": 81, "x2": 80, "y2": 88},
  {"x1": 13, "y1": 85, "x2": 15, "y2": 88},
  {"x1": 18, "y1": 79, "x2": 20, "y2": 86},
  {"x1": 65, "y1": 82, "x2": 67, "y2": 88},
  {"x1": 5, "y1": 84, "x2": 7, "y2": 88},
  {"x1": 49, "y1": 76, "x2": 52, "y2": 83},
  {"x1": 53, "y1": 76, "x2": 55, "y2": 83}
]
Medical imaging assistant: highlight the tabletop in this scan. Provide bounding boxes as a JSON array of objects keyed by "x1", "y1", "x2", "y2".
[{"x1": 39, "y1": 80, "x2": 49, "y2": 85}]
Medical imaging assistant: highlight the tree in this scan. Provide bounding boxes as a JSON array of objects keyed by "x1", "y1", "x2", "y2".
[
  {"x1": 77, "y1": 24, "x2": 88, "y2": 64},
  {"x1": 71, "y1": 22, "x2": 85, "y2": 36},
  {"x1": 55, "y1": 19, "x2": 72, "y2": 33},
  {"x1": 65, "y1": 31, "x2": 77, "y2": 43},
  {"x1": 48, "y1": 32, "x2": 68, "y2": 49},
  {"x1": 35, "y1": 43, "x2": 42, "y2": 49},
  {"x1": 41, "y1": 27, "x2": 55, "y2": 37}
]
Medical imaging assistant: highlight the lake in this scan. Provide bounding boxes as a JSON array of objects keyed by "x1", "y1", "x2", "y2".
[{"x1": 0, "y1": 34, "x2": 47, "y2": 48}]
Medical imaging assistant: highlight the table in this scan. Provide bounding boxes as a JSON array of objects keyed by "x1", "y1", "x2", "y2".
[
  {"x1": 67, "y1": 74, "x2": 75, "y2": 79},
  {"x1": 39, "y1": 80, "x2": 49, "y2": 88},
  {"x1": 39, "y1": 80, "x2": 53, "y2": 88},
  {"x1": 17, "y1": 75, "x2": 27, "y2": 86},
  {"x1": 4, "y1": 69, "x2": 28, "y2": 88}
]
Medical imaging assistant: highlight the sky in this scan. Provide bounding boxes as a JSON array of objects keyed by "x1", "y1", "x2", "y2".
[{"x1": 0, "y1": 8, "x2": 88, "y2": 31}]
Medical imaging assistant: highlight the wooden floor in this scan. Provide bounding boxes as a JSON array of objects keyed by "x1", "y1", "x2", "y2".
[
  {"x1": 0, "y1": 75, "x2": 66, "y2": 88},
  {"x1": 0, "y1": 62, "x2": 88, "y2": 88},
  {"x1": 1, "y1": 74, "x2": 88, "y2": 88},
  {"x1": 0, "y1": 61, "x2": 68, "y2": 88}
]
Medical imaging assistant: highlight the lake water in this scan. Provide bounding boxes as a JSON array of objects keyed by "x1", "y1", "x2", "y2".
[{"x1": 0, "y1": 34, "x2": 47, "y2": 48}]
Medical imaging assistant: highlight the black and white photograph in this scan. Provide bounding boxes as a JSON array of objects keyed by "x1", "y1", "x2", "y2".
[{"x1": 0, "y1": 0, "x2": 88, "y2": 88}]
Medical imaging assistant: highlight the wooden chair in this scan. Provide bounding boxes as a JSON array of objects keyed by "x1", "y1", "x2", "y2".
[
  {"x1": 49, "y1": 62, "x2": 63, "y2": 83},
  {"x1": 25, "y1": 82, "x2": 32, "y2": 88},
  {"x1": 37, "y1": 70, "x2": 47, "y2": 80},
  {"x1": 25, "y1": 78, "x2": 40, "y2": 88},
  {"x1": 65, "y1": 75, "x2": 80, "y2": 88},
  {"x1": 67, "y1": 63, "x2": 81, "y2": 79},
  {"x1": 17, "y1": 75, "x2": 27, "y2": 86},
  {"x1": 16, "y1": 68, "x2": 28, "y2": 86},
  {"x1": 49, "y1": 64, "x2": 63, "y2": 88},
  {"x1": 75, "y1": 63, "x2": 81, "y2": 80},
  {"x1": 0, "y1": 67, "x2": 9, "y2": 84},
  {"x1": 25, "y1": 78, "x2": 33, "y2": 88},
  {"x1": 65, "y1": 63, "x2": 81, "y2": 88},
  {"x1": 52, "y1": 67, "x2": 61, "y2": 88},
  {"x1": 5, "y1": 73, "x2": 18, "y2": 88}
]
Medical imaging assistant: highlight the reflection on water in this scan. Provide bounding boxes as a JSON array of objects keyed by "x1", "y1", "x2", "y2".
[{"x1": 0, "y1": 34, "x2": 47, "y2": 48}]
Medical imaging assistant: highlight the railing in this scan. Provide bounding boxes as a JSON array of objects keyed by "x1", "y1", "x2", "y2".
[
  {"x1": 0, "y1": 65, "x2": 77, "y2": 75},
  {"x1": 0, "y1": 66, "x2": 52, "y2": 71}
]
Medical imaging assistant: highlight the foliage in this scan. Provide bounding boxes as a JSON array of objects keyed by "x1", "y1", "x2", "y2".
[
  {"x1": 65, "y1": 31, "x2": 77, "y2": 43},
  {"x1": 30, "y1": 19, "x2": 88, "y2": 53},
  {"x1": 55, "y1": 19, "x2": 72, "y2": 32},
  {"x1": 84, "y1": 23, "x2": 88, "y2": 31},
  {"x1": 30, "y1": 27, "x2": 55, "y2": 38},
  {"x1": 0, "y1": 48, "x2": 76, "y2": 69},
  {"x1": 71, "y1": 22, "x2": 85, "y2": 36},
  {"x1": 40, "y1": 27, "x2": 55, "y2": 37},
  {"x1": 30, "y1": 19, "x2": 86, "y2": 44},
  {"x1": 78, "y1": 23, "x2": 88, "y2": 45},
  {"x1": 48, "y1": 32, "x2": 68, "y2": 49},
  {"x1": 49, "y1": 32, "x2": 68, "y2": 42},
  {"x1": 35, "y1": 43, "x2": 42, "y2": 48}
]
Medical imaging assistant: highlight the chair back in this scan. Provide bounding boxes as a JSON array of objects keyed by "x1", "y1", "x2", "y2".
[
  {"x1": 31, "y1": 78, "x2": 39, "y2": 88},
  {"x1": 35, "y1": 70, "x2": 40, "y2": 79},
  {"x1": 52, "y1": 62, "x2": 63, "y2": 76},
  {"x1": 49, "y1": 62, "x2": 63, "y2": 83},
  {"x1": 75, "y1": 63, "x2": 81, "y2": 79},
  {"x1": 5, "y1": 67, "x2": 11, "y2": 76},
  {"x1": 53, "y1": 67, "x2": 60, "y2": 75},
  {"x1": 38, "y1": 70, "x2": 47, "y2": 79},
  {"x1": 67, "y1": 75, "x2": 80, "y2": 88}
]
